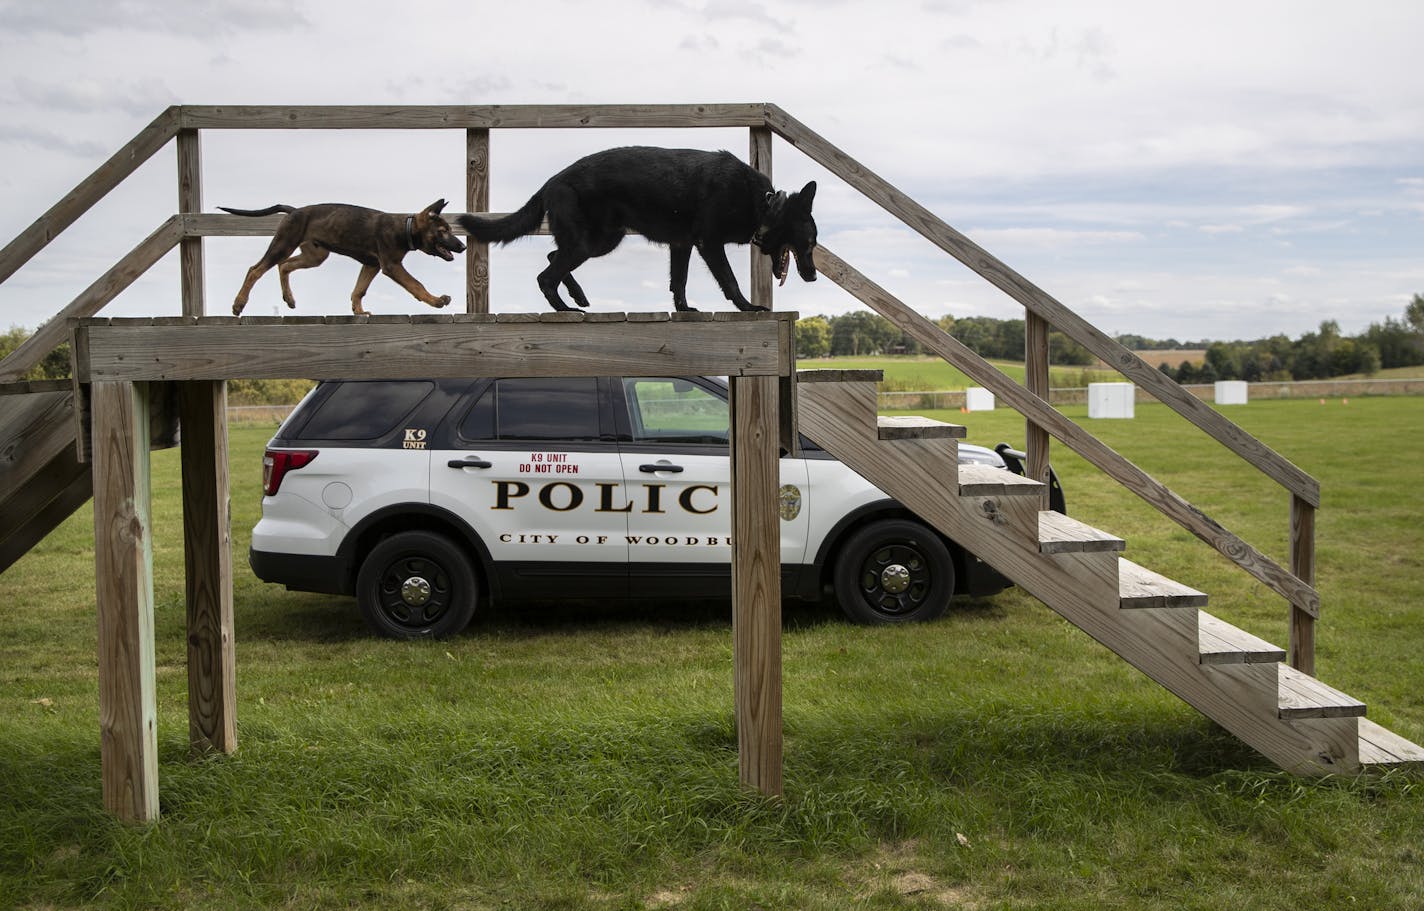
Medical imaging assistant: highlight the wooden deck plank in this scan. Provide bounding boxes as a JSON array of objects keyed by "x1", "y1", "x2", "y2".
[
  {"x1": 1118, "y1": 558, "x2": 1209, "y2": 609},
  {"x1": 1038, "y1": 511, "x2": 1125, "y2": 555},
  {"x1": 1197, "y1": 612, "x2": 1286, "y2": 665},
  {"x1": 795, "y1": 368, "x2": 884, "y2": 384},
  {"x1": 1278, "y1": 665, "x2": 1366, "y2": 719},
  {"x1": 74, "y1": 314, "x2": 792, "y2": 383},
  {"x1": 958, "y1": 463, "x2": 1043, "y2": 498},
  {"x1": 876, "y1": 415, "x2": 966, "y2": 440},
  {"x1": 1358, "y1": 718, "x2": 1424, "y2": 769}
]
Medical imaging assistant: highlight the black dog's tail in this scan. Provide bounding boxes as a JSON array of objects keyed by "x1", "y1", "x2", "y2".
[
  {"x1": 217, "y1": 204, "x2": 297, "y2": 217},
  {"x1": 456, "y1": 194, "x2": 545, "y2": 245}
]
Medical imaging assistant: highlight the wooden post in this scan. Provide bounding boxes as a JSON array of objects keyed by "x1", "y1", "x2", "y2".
[
  {"x1": 177, "y1": 129, "x2": 204, "y2": 318},
  {"x1": 92, "y1": 381, "x2": 159, "y2": 823},
  {"x1": 179, "y1": 381, "x2": 237, "y2": 754},
  {"x1": 1290, "y1": 496, "x2": 1316, "y2": 674},
  {"x1": 466, "y1": 128, "x2": 490, "y2": 314},
  {"x1": 730, "y1": 373, "x2": 782, "y2": 796},
  {"x1": 1024, "y1": 311, "x2": 1051, "y2": 509},
  {"x1": 749, "y1": 127, "x2": 773, "y2": 311}
]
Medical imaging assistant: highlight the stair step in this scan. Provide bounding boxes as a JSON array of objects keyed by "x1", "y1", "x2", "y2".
[
  {"x1": 959, "y1": 464, "x2": 1043, "y2": 497},
  {"x1": 796, "y1": 368, "x2": 883, "y2": 383},
  {"x1": 1117, "y1": 558, "x2": 1209, "y2": 609},
  {"x1": 1197, "y1": 612, "x2": 1286, "y2": 665},
  {"x1": 1358, "y1": 718, "x2": 1424, "y2": 769},
  {"x1": 1038, "y1": 511, "x2": 1125, "y2": 554},
  {"x1": 1278, "y1": 665, "x2": 1366, "y2": 719},
  {"x1": 877, "y1": 415, "x2": 966, "y2": 440}
]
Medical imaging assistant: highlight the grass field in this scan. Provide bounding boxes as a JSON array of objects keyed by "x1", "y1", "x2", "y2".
[
  {"x1": 2, "y1": 397, "x2": 1422, "y2": 909},
  {"x1": 796, "y1": 355, "x2": 1118, "y2": 391}
]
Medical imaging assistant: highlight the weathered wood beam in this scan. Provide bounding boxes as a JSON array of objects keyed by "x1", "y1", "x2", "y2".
[
  {"x1": 179, "y1": 381, "x2": 237, "y2": 755},
  {"x1": 1025, "y1": 312, "x2": 1051, "y2": 510},
  {"x1": 177, "y1": 103, "x2": 770, "y2": 131},
  {"x1": 177, "y1": 129, "x2": 205, "y2": 318},
  {"x1": 92, "y1": 381, "x2": 159, "y2": 823},
  {"x1": 730, "y1": 373, "x2": 782, "y2": 796},
  {"x1": 74, "y1": 313, "x2": 793, "y2": 383},
  {"x1": 466, "y1": 128, "x2": 490, "y2": 314},
  {"x1": 1290, "y1": 498, "x2": 1317, "y2": 675}
]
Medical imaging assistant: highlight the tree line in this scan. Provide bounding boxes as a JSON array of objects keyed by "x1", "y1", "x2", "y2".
[
  {"x1": 796, "y1": 313, "x2": 1095, "y2": 364},
  {"x1": 1153, "y1": 295, "x2": 1424, "y2": 384}
]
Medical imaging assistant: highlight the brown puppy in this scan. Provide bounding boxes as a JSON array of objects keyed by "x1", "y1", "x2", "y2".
[{"x1": 220, "y1": 200, "x2": 466, "y2": 315}]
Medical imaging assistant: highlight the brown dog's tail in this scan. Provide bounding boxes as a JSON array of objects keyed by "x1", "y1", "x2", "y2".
[
  {"x1": 456, "y1": 194, "x2": 545, "y2": 245},
  {"x1": 217, "y1": 204, "x2": 298, "y2": 217}
]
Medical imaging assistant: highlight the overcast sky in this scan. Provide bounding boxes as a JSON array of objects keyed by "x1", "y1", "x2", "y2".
[{"x1": 2, "y1": 0, "x2": 1422, "y2": 343}]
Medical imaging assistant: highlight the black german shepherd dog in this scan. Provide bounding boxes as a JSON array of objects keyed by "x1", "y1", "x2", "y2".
[{"x1": 457, "y1": 146, "x2": 818, "y2": 312}]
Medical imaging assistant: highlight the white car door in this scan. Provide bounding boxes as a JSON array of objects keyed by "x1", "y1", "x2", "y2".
[
  {"x1": 429, "y1": 377, "x2": 630, "y2": 597},
  {"x1": 616, "y1": 377, "x2": 810, "y2": 590}
]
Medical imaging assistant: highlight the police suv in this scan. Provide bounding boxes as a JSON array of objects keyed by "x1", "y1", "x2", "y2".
[{"x1": 250, "y1": 375, "x2": 1060, "y2": 639}]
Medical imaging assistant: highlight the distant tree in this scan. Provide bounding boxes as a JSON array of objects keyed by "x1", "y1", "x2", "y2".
[
  {"x1": 1408, "y1": 293, "x2": 1424, "y2": 333},
  {"x1": 1048, "y1": 331, "x2": 1094, "y2": 365},
  {"x1": 796, "y1": 316, "x2": 831, "y2": 359},
  {"x1": 0, "y1": 325, "x2": 69, "y2": 380}
]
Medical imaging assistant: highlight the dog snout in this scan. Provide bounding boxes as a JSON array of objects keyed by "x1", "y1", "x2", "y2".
[{"x1": 793, "y1": 246, "x2": 817, "y2": 282}]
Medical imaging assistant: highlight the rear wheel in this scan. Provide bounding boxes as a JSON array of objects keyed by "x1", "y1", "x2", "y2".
[
  {"x1": 832, "y1": 519, "x2": 955, "y2": 624},
  {"x1": 356, "y1": 531, "x2": 477, "y2": 639}
]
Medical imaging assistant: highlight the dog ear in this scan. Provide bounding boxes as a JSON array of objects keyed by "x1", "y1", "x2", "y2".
[
  {"x1": 796, "y1": 181, "x2": 817, "y2": 209},
  {"x1": 426, "y1": 199, "x2": 448, "y2": 215}
]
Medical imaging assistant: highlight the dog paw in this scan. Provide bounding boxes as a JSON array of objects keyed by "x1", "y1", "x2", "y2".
[
  {"x1": 232, "y1": 302, "x2": 244, "y2": 316},
  {"x1": 434, "y1": 295, "x2": 451, "y2": 308}
]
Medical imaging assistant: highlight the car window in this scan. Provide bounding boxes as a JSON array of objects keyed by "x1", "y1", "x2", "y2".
[
  {"x1": 622, "y1": 378, "x2": 729, "y2": 445},
  {"x1": 459, "y1": 377, "x2": 601, "y2": 442},
  {"x1": 298, "y1": 381, "x2": 435, "y2": 440}
]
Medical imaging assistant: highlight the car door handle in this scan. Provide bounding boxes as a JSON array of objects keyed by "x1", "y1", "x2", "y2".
[
  {"x1": 447, "y1": 457, "x2": 493, "y2": 469},
  {"x1": 640, "y1": 462, "x2": 684, "y2": 473}
]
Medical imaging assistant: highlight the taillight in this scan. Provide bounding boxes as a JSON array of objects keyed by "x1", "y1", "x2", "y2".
[{"x1": 263, "y1": 449, "x2": 318, "y2": 496}]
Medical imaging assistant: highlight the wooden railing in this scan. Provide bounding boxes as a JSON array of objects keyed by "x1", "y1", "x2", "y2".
[{"x1": 0, "y1": 103, "x2": 1320, "y2": 671}]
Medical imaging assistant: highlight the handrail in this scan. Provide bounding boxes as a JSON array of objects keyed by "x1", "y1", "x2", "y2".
[
  {"x1": 815, "y1": 245, "x2": 1318, "y2": 616},
  {"x1": 764, "y1": 104, "x2": 1320, "y2": 509},
  {"x1": 0, "y1": 102, "x2": 1321, "y2": 666},
  {"x1": 0, "y1": 108, "x2": 180, "y2": 288},
  {"x1": 175, "y1": 103, "x2": 769, "y2": 131},
  {"x1": 0, "y1": 217, "x2": 184, "y2": 382}
]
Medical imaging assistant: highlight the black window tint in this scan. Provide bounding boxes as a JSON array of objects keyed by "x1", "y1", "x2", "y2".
[
  {"x1": 300, "y1": 381, "x2": 434, "y2": 440},
  {"x1": 460, "y1": 377, "x2": 601, "y2": 442}
]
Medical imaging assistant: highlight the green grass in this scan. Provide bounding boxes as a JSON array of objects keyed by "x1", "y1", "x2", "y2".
[
  {"x1": 797, "y1": 354, "x2": 1116, "y2": 391},
  {"x1": 3, "y1": 400, "x2": 1423, "y2": 909}
]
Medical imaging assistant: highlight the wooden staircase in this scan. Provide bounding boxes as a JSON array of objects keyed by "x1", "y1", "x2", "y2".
[
  {"x1": 796, "y1": 369, "x2": 1424, "y2": 775},
  {"x1": 0, "y1": 384, "x2": 91, "y2": 573}
]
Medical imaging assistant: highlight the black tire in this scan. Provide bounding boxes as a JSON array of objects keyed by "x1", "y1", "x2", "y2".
[
  {"x1": 831, "y1": 518, "x2": 956, "y2": 624},
  {"x1": 356, "y1": 531, "x2": 478, "y2": 639}
]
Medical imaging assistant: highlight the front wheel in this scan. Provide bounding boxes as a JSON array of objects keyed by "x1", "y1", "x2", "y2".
[
  {"x1": 832, "y1": 519, "x2": 956, "y2": 624},
  {"x1": 356, "y1": 531, "x2": 478, "y2": 639}
]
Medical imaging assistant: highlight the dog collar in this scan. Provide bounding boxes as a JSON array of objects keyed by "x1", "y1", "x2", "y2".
[
  {"x1": 751, "y1": 190, "x2": 787, "y2": 250},
  {"x1": 404, "y1": 216, "x2": 416, "y2": 251}
]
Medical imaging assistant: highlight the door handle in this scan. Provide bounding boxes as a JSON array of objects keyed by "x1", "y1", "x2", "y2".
[
  {"x1": 639, "y1": 462, "x2": 684, "y2": 473},
  {"x1": 447, "y1": 457, "x2": 493, "y2": 469}
]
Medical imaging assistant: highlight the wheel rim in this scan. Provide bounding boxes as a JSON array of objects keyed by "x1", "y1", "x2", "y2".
[
  {"x1": 857, "y1": 543, "x2": 932, "y2": 618},
  {"x1": 375, "y1": 555, "x2": 452, "y2": 630}
]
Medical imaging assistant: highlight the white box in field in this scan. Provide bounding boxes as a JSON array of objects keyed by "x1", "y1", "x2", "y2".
[
  {"x1": 1215, "y1": 380, "x2": 1248, "y2": 405},
  {"x1": 1088, "y1": 382, "x2": 1134, "y2": 419},
  {"x1": 965, "y1": 387, "x2": 995, "y2": 411}
]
